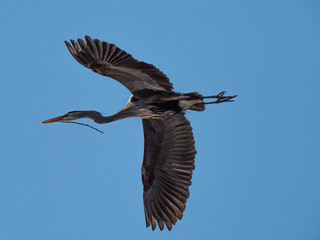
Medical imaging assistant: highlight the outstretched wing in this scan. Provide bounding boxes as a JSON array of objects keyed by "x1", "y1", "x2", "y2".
[
  {"x1": 65, "y1": 36, "x2": 173, "y2": 97},
  {"x1": 141, "y1": 114, "x2": 196, "y2": 231}
]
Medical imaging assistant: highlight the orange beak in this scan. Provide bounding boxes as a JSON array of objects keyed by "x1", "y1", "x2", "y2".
[{"x1": 41, "y1": 115, "x2": 65, "y2": 124}]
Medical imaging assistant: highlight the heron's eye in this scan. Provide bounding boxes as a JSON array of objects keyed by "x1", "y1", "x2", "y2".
[{"x1": 131, "y1": 96, "x2": 139, "y2": 102}]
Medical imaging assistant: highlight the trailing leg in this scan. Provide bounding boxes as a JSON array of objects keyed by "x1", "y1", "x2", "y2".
[{"x1": 203, "y1": 91, "x2": 237, "y2": 104}]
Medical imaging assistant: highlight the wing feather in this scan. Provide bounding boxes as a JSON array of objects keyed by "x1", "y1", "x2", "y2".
[
  {"x1": 65, "y1": 36, "x2": 173, "y2": 96},
  {"x1": 141, "y1": 113, "x2": 196, "y2": 231},
  {"x1": 93, "y1": 39, "x2": 103, "y2": 59}
]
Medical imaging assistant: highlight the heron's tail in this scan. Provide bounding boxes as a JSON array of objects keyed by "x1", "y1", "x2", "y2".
[
  {"x1": 181, "y1": 92, "x2": 206, "y2": 111},
  {"x1": 189, "y1": 103, "x2": 205, "y2": 111}
]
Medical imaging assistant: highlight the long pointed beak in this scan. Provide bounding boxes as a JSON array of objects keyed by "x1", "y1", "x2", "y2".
[{"x1": 41, "y1": 115, "x2": 65, "y2": 124}]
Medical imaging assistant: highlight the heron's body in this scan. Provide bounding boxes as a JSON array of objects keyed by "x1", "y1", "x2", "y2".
[
  {"x1": 126, "y1": 92, "x2": 204, "y2": 118},
  {"x1": 42, "y1": 36, "x2": 236, "y2": 231}
]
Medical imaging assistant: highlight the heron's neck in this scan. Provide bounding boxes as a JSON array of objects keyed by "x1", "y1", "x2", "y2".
[{"x1": 78, "y1": 108, "x2": 137, "y2": 124}]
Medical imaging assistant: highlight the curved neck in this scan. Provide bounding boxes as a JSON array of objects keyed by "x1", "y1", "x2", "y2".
[{"x1": 75, "y1": 108, "x2": 137, "y2": 124}]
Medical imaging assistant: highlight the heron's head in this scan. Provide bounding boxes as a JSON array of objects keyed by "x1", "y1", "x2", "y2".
[{"x1": 41, "y1": 111, "x2": 94, "y2": 124}]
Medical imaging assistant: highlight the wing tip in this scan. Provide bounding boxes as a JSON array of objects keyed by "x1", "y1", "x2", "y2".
[{"x1": 84, "y1": 35, "x2": 92, "y2": 42}]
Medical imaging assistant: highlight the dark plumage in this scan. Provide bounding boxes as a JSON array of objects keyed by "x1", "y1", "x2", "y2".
[{"x1": 42, "y1": 36, "x2": 236, "y2": 231}]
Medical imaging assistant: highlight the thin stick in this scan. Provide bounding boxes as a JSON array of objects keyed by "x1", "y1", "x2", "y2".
[{"x1": 63, "y1": 121, "x2": 104, "y2": 134}]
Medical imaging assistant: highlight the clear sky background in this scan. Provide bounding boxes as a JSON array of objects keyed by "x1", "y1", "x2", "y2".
[{"x1": 0, "y1": 0, "x2": 319, "y2": 239}]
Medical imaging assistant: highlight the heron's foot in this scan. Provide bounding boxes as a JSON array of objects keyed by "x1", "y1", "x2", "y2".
[{"x1": 203, "y1": 91, "x2": 237, "y2": 104}]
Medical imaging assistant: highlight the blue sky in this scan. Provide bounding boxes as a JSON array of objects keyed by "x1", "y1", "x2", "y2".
[{"x1": 1, "y1": 0, "x2": 319, "y2": 239}]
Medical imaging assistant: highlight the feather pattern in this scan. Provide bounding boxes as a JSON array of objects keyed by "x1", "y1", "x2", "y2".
[
  {"x1": 141, "y1": 113, "x2": 196, "y2": 231},
  {"x1": 65, "y1": 36, "x2": 173, "y2": 97}
]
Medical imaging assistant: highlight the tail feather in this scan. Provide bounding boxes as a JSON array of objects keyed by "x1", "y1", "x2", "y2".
[{"x1": 189, "y1": 103, "x2": 205, "y2": 111}]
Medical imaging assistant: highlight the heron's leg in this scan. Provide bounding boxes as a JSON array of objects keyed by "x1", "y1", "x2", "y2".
[{"x1": 203, "y1": 91, "x2": 237, "y2": 104}]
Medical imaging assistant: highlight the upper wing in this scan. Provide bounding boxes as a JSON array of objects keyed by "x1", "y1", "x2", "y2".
[
  {"x1": 141, "y1": 114, "x2": 196, "y2": 231},
  {"x1": 65, "y1": 36, "x2": 173, "y2": 97}
]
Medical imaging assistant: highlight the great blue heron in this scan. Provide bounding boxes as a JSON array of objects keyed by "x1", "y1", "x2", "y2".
[{"x1": 41, "y1": 36, "x2": 236, "y2": 231}]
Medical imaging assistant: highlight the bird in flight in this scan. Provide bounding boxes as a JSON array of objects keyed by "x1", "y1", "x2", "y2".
[{"x1": 41, "y1": 36, "x2": 236, "y2": 231}]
